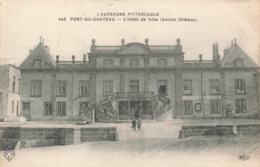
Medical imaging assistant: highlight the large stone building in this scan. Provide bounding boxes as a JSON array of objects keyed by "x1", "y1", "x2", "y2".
[{"x1": 17, "y1": 37, "x2": 260, "y2": 122}]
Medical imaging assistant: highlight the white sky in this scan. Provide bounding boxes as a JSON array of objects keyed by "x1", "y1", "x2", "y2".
[{"x1": 0, "y1": 0, "x2": 259, "y2": 66}]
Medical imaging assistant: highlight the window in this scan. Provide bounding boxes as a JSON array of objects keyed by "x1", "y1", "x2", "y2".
[
  {"x1": 79, "y1": 102, "x2": 89, "y2": 113},
  {"x1": 79, "y1": 81, "x2": 89, "y2": 96},
  {"x1": 57, "y1": 81, "x2": 67, "y2": 96},
  {"x1": 158, "y1": 80, "x2": 167, "y2": 95},
  {"x1": 234, "y1": 58, "x2": 244, "y2": 67},
  {"x1": 34, "y1": 60, "x2": 42, "y2": 68},
  {"x1": 31, "y1": 80, "x2": 41, "y2": 96},
  {"x1": 235, "y1": 99, "x2": 247, "y2": 113},
  {"x1": 16, "y1": 101, "x2": 19, "y2": 116},
  {"x1": 12, "y1": 77, "x2": 15, "y2": 92},
  {"x1": 103, "y1": 59, "x2": 113, "y2": 68},
  {"x1": 44, "y1": 102, "x2": 53, "y2": 116},
  {"x1": 157, "y1": 59, "x2": 167, "y2": 67},
  {"x1": 23, "y1": 102, "x2": 30, "y2": 111},
  {"x1": 235, "y1": 79, "x2": 245, "y2": 94},
  {"x1": 184, "y1": 101, "x2": 193, "y2": 115},
  {"x1": 11, "y1": 101, "x2": 14, "y2": 113},
  {"x1": 210, "y1": 79, "x2": 220, "y2": 95},
  {"x1": 210, "y1": 100, "x2": 220, "y2": 114},
  {"x1": 18, "y1": 79, "x2": 20, "y2": 93},
  {"x1": 130, "y1": 59, "x2": 139, "y2": 68},
  {"x1": 57, "y1": 102, "x2": 66, "y2": 116},
  {"x1": 103, "y1": 81, "x2": 113, "y2": 96},
  {"x1": 129, "y1": 80, "x2": 139, "y2": 92},
  {"x1": 183, "y1": 80, "x2": 192, "y2": 95}
]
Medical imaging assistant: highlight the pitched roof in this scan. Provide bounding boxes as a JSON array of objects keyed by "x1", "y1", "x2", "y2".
[
  {"x1": 221, "y1": 43, "x2": 258, "y2": 68},
  {"x1": 20, "y1": 42, "x2": 55, "y2": 69}
]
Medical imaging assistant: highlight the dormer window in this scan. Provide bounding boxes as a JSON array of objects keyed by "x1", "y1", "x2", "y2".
[
  {"x1": 34, "y1": 59, "x2": 43, "y2": 68},
  {"x1": 233, "y1": 56, "x2": 244, "y2": 67}
]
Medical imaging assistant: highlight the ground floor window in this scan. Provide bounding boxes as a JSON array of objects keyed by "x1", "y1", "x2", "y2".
[
  {"x1": 235, "y1": 99, "x2": 247, "y2": 113},
  {"x1": 210, "y1": 100, "x2": 220, "y2": 114},
  {"x1": 44, "y1": 102, "x2": 53, "y2": 116},
  {"x1": 23, "y1": 102, "x2": 30, "y2": 111},
  {"x1": 79, "y1": 102, "x2": 89, "y2": 112},
  {"x1": 11, "y1": 101, "x2": 14, "y2": 113},
  {"x1": 183, "y1": 101, "x2": 193, "y2": 115},
  {"x1": 57, "y1": 102, "x2": 66, "y2": 116}
]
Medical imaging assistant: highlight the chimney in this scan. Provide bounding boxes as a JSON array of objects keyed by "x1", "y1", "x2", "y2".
[{"x1": 212, "y1": 43, "x2": 219, "y2": 63}]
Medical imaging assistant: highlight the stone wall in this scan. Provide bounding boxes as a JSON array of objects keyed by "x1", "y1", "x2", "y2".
[
  {"x1": 0, "y1": 126, "x2": 117, "y2": 150},
  {"x1": 179, "y1": 124, "x2": 260, "y2": 138}
]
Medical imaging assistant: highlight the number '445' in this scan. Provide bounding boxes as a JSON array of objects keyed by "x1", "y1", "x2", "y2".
[{"x1": 59, "y1": 17, "x2": 66, "y2": 21}]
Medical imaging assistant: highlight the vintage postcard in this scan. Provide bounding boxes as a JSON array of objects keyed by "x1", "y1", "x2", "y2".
[{"x1": 0, "y1": 0, "x2": 259, "y2": 167}]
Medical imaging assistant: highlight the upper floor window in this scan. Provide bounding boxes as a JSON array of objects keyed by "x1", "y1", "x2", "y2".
[
  {"x1": 235, "y1": 79, "x2": 245, "y2": 94},
  {"x1": 79, "y1": 81, "x2": 89, "y2": 96},
  {"x1": 103, "y1": 59, "x2": 113, "y2": 68},
  {"x1": 158, "y1": 80, "x2": 167, "y2": 95},
  {"x1": 33, "y1": 59, "x2": 43, "y2": 68},
  {"x1": 31, "y1": 80, "x2": 41, "y2": 96},
  {"x1": 210, "y1": 79, "x2": 220, "y2": 95},
  {"x1": 130, "y1": 59, "x2": 139, "y2": 68},
  {"x1": 235, "y1": 99, "x2": 247, "y2": 113},
  {"x1": 184, "y1": 100, "x2": 193, "y2": 115},
  {"x1": 18, "y1": 79, "x2": 20, "y2": 93},
  {"x1": 103, "y1": 81, "x2": 113, "y2": 96},
  {"x1": 44, "y1": 102, "x2": 53, "y2": 116},
  {"x1": 57, "y1": 81, "x2": 67, "y2": 96},
  {"x1": 210, "y1": 100, "x2": 220, "y2": 114},
  {"x1": 183, "y1": 80, "x2": 192, "y2": 95},
  {"x1": 157, "y1": 59, "x2": 167, "y2": 67},
  {"x1": 12, "y1": 77, "x2": 15, "y2": 92},
  {"x1": 129, "y1": 80, "x2": 139, "y2": 92}
]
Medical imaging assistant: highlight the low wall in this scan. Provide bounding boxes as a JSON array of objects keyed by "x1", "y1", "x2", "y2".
[
  {"x1": 0, "y1": 126, "x2": 117, "y2": 150},
  {"x1": 237, "y1": 124, "x2": 260, "y2": 135},
  {"x1": 179, "y1": 124, "x2": 260, "y2": 138},
  {"x1": 180, "y1": 125, "x2": 235, "y2": 139}
]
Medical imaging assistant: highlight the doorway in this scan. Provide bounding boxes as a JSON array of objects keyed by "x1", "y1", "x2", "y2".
[{"x1": 23, "y1": 102, "x2": 31, "y2": 120}]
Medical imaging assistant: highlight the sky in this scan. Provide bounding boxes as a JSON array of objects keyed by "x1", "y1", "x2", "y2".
[{"x1": 0, "y1": 0, "x2": 259, "y2": 66}]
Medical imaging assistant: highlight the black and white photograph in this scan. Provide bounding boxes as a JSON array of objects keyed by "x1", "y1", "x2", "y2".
[{"x1": 0, "y1": 0, "x2": 259, "y2": 167}]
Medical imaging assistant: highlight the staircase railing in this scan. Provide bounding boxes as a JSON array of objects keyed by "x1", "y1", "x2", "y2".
[
  {"x1": 158, "y1": 95, "x2": 171, "y2": 105},
  {"x1": 97, "y1": 103, "x2": 117, "y2": 118}
]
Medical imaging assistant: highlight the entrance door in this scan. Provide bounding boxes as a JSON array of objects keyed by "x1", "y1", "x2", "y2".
[
  {"x1": 22, "y1": 102, "x2": 30, "y2": 120},
  {"x1": 118, "y1": 101, "x2": 129, "y2": 120},
  {"x1": 130, "y1": 101, "x2": 141, "y2": 119}
]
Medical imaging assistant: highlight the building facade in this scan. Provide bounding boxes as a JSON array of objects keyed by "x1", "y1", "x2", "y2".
[
  {"x1": 0, "y1": 64, "x2": 21, "y2": 120},
  {"x1": 18, "y1": 38, "x2": 260, "y2": 122}
]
